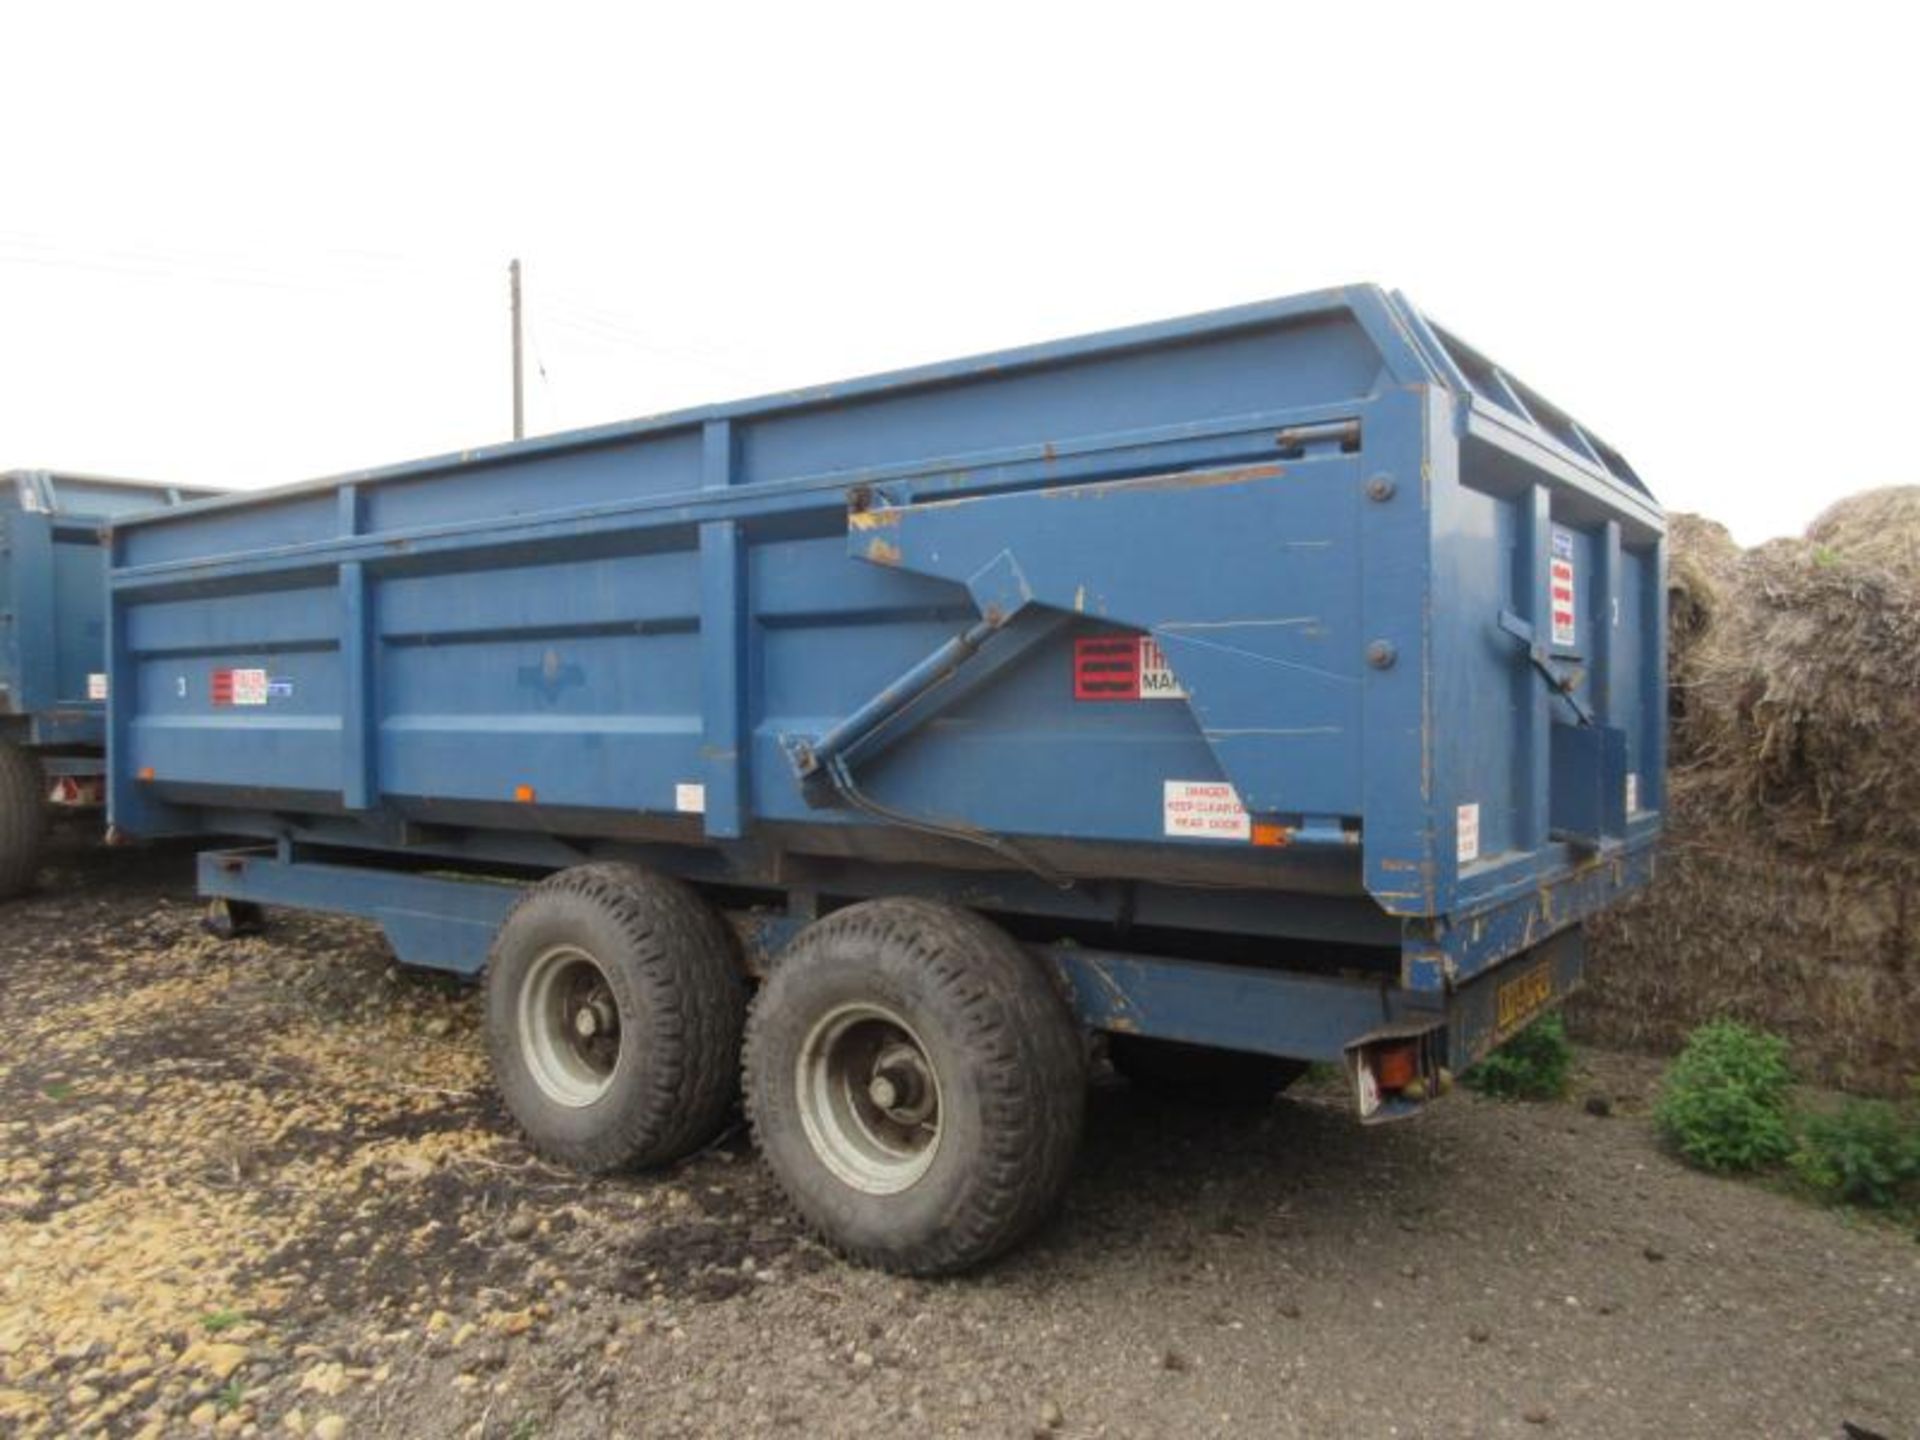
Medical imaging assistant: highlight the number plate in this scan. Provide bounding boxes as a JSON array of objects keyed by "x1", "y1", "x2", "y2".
[{"x1": 1496, "y1": 963, "x2": 1554, "y2": 1035}]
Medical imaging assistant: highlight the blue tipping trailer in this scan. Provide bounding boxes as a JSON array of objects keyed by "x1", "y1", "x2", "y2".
[
  {"x1": 0, "y1": 470, "x2": 217, "y2": 895},
  {"x1": 107, "y1": 285, "x2": 1664, "y2": 1271}
]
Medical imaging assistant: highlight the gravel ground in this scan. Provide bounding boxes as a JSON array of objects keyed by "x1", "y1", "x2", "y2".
[{"x1": 1, "y1": 833, "x2": 1916, "y2": 1439}]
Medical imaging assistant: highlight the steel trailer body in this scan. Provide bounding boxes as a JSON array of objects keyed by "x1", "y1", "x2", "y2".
[
  {"x1": 3, "y1": 471, "x2": 216, "y2": 749},
  {"x1": 109, "y1": 285, "x2": 1663, "y2": 1138},
  {"x1": 0, "y1": 471, "x2": 217, "y2": 894}
]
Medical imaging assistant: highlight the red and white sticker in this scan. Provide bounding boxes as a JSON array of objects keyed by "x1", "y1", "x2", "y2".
[
  {"x1": 1549, "y1": 528, "x2": 1577, "y2": 648},
  {"x1": 1163, "y1": 780, "x2": 1250, "y2": 840},
  {"x1": 211, "y1": 668, "x2": 270, "y2": 706},
  {"x1": 1074, "y1": 635, "x2": 1186, "y2": 701},
  {"x1": 87, "y1": 672, "x2": 108, "y2": 701}
]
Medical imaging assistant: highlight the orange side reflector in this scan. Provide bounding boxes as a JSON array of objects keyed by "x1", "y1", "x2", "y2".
[
  {"x1": 1250, "y1": 822, "x2": 1293, "y2": 848},
  {"x1": 514, "y1": 784, "x2": 537, "y2": 803},
  {"x1": 137, "y1": 767, "x2": 156, "y2": 782}
]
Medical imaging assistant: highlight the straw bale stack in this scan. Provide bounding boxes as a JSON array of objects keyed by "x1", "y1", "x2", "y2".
[{"x1": 1575, "y1": 489, "x2": 1920, "y2": 1093}]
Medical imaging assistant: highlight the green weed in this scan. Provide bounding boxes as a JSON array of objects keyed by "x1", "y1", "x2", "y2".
[
  {"x1": 1464, "y1": 1012, "x2": 1572, "y2": 1101},
  {"x1": 1654, "y1": 1021, "x2": 1794, "y2": 1173}
]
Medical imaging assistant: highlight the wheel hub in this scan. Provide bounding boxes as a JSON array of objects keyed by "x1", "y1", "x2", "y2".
[
  {"x1": 797, "y1": 1004, "x2": 943, "y2": 1195},
  {"x1": 573, "y1": 997, "x2": 615, "y2": 1040},
  {"x1": 868, "y1": 1042, "x2": 936, "y2": 1124},
  {"x1": 518, "y1": 945, "x2": 623, "y2": 1108}
]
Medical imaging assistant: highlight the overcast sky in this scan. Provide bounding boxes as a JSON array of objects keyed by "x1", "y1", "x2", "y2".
[{"x1": 2, "y1": 3, "x2": 1911, "y2": 544}]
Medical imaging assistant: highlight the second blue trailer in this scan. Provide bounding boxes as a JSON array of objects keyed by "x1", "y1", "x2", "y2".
[
  {"x1": 106, "y1": 286, "x2": 1664, "y2": 1271},
  {"x1": 0, "y1": 470, "x2": 217, "y2": 896}
]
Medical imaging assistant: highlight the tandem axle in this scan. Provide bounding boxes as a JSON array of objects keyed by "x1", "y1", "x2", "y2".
[{"x1": 199, "y1": 845, "x2": 1584, "y2": 1146}]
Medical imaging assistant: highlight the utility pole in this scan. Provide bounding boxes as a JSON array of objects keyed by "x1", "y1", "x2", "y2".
[{"x1": 509, "y1": 258, "x2": 525, "y2": 440}]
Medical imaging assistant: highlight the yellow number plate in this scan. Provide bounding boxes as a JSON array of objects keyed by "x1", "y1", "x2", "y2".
[{"x1": 1496, "y1": 964, "x2": 1554, "y2": 1034}]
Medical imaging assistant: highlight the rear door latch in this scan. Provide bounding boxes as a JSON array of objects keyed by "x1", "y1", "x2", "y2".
[{"x1": 1496, "y1": 609, "x2": 1594, "y2": 726}]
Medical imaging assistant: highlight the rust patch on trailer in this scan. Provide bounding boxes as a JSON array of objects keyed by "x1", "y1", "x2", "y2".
[
  {"x1": 863, "y1": 537, "x2": 902, "y2": 567},
  {"x1": 1044, "y1": 462, "x2": 1284, "y2": 499},
  {"x1": 1083, "y1": 956, "x2": 1141, "y2": 1026},
  {"x1": 848, "y1": 507, "x2": 899, "y2": 531}
]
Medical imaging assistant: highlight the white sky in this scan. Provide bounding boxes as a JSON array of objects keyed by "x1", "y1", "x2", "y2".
[{"x1": 2, "y1": 3, "x2": 1911, "y2": 544}]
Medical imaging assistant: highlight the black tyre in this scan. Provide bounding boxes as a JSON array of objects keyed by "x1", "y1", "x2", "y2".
[
  {"x1": 0, "y1": 740, "x2": 48, "y2": 901},
  {"x1": 1108, "y1": 1033, "x2": 1308, "y2": 1107},
  {"x1": 202, "y1": 898, "x2": 266, "y2": 940},
  {"x1": 744, "y1": 898, "x2": 1087, "y2": 1275},
  {"x1": 485, "y1": 863, "x2": 748, "y2": 1172}
]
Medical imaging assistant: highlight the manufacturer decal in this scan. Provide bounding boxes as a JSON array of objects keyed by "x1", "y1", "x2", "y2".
[
  {"x1": 1549, "y1": 527, "x2": 1577, "y2": 648},
  {"x1": 1075, "y1": 635, "x2": 1186, "y2": 700},
  {"x1": 87, "y1": 672, "x2": 108, "y2": 701},
  {"x1": 1456, "y1": 801, "x2": 1481, "y2": 865},
  {"x1": 1163, "y1": 780, "x2": 1250, "y2": 840},
  {"x1": 211, "y1": 668, "x2": 270, "y2": 706},
  {"x1": 675, "y1": 782, "x2": 706, "y2": 815}
]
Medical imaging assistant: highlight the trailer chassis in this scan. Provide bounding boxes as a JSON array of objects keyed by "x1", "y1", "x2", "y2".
[{"x1": 198, "y1": 843, "x2": 1591, "y2": 1126}]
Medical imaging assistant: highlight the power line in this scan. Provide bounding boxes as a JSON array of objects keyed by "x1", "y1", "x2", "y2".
[{"x1": 525, "y1": 308, "x2": 561, "y2": 431}]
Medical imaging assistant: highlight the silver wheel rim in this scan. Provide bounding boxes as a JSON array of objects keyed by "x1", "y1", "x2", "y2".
[
  {"x1": 796, "y1": 1002, "x2": 943, "y2": 1195},
  {"x1": 518, "y1": 944, "x2": 622, "y2": 1107}
]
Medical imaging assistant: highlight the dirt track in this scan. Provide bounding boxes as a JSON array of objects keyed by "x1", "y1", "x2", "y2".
[{"x1": 1, "y1": 834, "x2": 1916, "y2": 1439}]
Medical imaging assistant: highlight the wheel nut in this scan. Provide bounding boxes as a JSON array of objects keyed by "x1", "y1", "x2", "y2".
[{"x1": 869, "y1": 1074, "x2": 900, "y2": 1109}]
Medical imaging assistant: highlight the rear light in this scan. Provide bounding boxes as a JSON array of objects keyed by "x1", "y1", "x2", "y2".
[
  {"x1": 1374, "y1": 1042, "x2": 1418, "y2": 1092},
  {"x1": 47, "y1": 776, "x2": 104, "y2": 807},
  {"x1": 1347, "y1": 1029, "x2": 1450, "y2": 1122}
]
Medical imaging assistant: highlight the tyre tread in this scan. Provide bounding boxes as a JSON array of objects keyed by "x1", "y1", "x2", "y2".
[
  {"x1": 744, "y1": 898, "x2": 1086, "y2": 1275},
  {"x1": 485, "y1": 863, "x2": 746, "y2": 1173},
  {"x1": 0, "y1": 740, "x2": 47, "y2": 901}
]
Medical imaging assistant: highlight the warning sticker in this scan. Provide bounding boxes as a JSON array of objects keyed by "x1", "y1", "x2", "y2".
[
  {"x1": 1075, "y1": 635, "x2": 1186, "y2": 701},
  {"x1": 1163, "y1": 780, "x2": 1250, "y2": 840},
  {"x1": 1457, "y1": 802, "x2": 1481, "y2": 865},
  {"x1": 675, "y1": 782, "x2": 706, "y2": 815},
  {"x1": 87, "y1": 673, "x2": 108, "y2": 701},
  {"x1": 1626, "y1": 772, "x2": 1640, "y2": 814},
  {"x1": 211, "y1": 668, "x2": 269, "y2": 706},
  {"x1": 1549, "y1": 528, "x2": 1577, "y2": 648}
]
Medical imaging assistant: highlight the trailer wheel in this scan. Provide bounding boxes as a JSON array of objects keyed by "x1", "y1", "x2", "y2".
[
  {"x1": 1108, "y1": 1033, "x2": 1308, "y2": 1107},
  {"x1": 744, "y1": 899, "x2": 1087, "y2": 1274},
  {"x1": 485, "y1": 864, "x2": 747, "y2": 1173},
  {"x1": 202, "y1": 898, "x2": 266, "y2": 940},
  {"x1": 0, "y1": 740, "x2": 48, "y2": 901}
]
